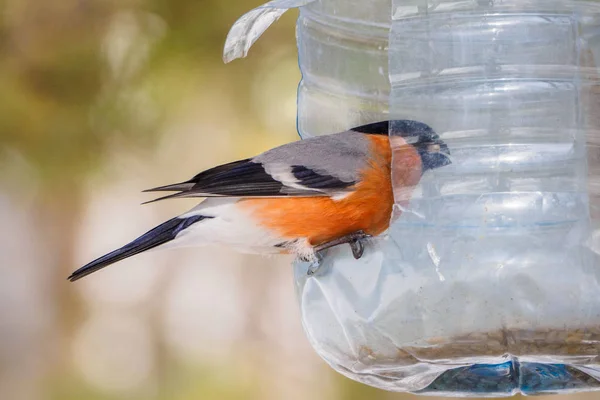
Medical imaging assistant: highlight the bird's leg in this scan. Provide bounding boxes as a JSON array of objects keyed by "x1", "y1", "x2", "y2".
[
  {"x1": 307, "y1": 231, "x2": 371, "y2": 276},
  {"x1": 313, "y1": 231, "x2": 372, "y2": 260},
  {"x1": 305, "y1": 231, "x2": 372, "y2": 276}
]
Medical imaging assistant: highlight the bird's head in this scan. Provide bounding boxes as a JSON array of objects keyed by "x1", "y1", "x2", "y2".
[{"x1": 391, "y1": 120, "x2": 452, "y2": 173}]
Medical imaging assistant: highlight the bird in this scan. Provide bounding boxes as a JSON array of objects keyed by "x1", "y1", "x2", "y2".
[{"x1": 68, "y1": 120, "x2": 451, "y2": 282}]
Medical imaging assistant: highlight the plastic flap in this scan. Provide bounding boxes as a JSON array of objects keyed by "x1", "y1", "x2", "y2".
[{"x1": 223, "y1": 0, "x2": 317, "y2": 63}]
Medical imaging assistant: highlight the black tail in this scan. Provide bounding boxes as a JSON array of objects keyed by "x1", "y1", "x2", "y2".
[{"x1": 68, "y1": 215, "x2": 210, "y2": 282}]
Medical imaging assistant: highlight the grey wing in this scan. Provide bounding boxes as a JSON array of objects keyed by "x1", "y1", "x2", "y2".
[{"x1": 143, "y1": 131, "x2": 371, "y2": 202}]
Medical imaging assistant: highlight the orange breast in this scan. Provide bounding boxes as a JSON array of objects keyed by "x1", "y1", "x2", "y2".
[{"x1": 240, "y1": 135, "x2": 421, "y2": 246}]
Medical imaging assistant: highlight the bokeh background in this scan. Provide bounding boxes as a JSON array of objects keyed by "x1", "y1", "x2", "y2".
[{"x1": 0, "y1": 1, "x2": 598, "y2": 400}]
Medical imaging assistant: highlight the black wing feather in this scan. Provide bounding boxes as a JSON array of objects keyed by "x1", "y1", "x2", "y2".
[
  {"x1": 193, "y1": 160, "x2": 284, "y2": 195},
  {"x1": 144, "y1": 158, "x2": 354, "y2": 202},
  {"x1": 290, "y1": 166, "x2": 351, "y2": 190}
]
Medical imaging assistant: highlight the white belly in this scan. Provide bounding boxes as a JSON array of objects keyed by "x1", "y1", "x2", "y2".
[{"x1": 162, "y1": 197, "x2": 292, "y2": 255}]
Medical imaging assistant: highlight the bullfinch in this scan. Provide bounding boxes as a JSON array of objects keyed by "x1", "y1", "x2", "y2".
[{"x1": 68, "y1": 120, "x2": 451, "y2": 281}]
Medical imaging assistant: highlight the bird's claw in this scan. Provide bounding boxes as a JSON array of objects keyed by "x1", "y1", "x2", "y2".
[{"x1": 349, "y1": 239, "x2": 365, "y2": 259}]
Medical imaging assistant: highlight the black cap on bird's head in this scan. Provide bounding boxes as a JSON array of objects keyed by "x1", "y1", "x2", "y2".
[{"x1": 352, "y1": 119, "x2": 452, "y2": 172}]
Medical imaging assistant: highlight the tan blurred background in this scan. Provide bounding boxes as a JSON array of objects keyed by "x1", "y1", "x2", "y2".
[{"x1": 0, "y1": 1, "x2": 598, "y2": 399}]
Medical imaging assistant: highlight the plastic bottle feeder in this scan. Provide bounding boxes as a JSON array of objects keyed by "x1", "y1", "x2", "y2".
[{"x1": 225, "y1": 0, "x2": 600, "y2": 396}]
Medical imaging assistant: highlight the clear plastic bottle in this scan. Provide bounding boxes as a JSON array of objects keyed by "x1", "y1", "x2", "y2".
[
  {"x1": 226, "y1": 0, "x2": 600, "y2": 395},
  {"x1": 295, "y1": 0, "x2": 391, "y2": 136}
]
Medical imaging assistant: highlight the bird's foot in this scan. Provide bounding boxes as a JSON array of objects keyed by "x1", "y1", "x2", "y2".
[
  {"x1": 313, "y1": 231, "x2": 372, "y2": 259},
  {"x1": 306, "y1": 231, "x2": 372, "y2": 276}
]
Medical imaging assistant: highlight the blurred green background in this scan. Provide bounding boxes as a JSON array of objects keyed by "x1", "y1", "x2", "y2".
[{"x1": 0, "y1": 1, "x2": 597, "y2": 399}]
